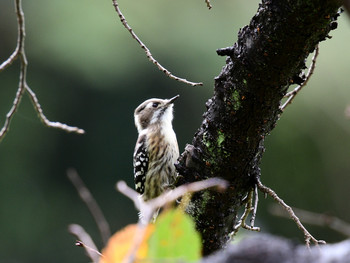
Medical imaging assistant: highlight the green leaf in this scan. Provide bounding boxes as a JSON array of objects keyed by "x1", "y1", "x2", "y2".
[{"x1": 148, "y1": 208, "x2": 202, "y2": 262}]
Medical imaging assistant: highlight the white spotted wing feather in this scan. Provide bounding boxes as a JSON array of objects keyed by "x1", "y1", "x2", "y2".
[{"x1": 133, "y1": 137, "x2": 149, "y2": 194}]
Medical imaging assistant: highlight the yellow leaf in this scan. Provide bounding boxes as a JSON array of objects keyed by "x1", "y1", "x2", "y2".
[{"x1": 100, "y1": 224, "x2": 155, "y2": 263}]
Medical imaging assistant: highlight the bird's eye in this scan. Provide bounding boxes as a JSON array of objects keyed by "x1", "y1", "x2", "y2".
[{"x1": 152, "y1": 102, "x2": 159, "y2": 108}]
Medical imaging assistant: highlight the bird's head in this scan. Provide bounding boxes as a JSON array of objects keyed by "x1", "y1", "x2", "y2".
[{"x1": 134, "y1": 95, "x2": 179, "y2": 133}]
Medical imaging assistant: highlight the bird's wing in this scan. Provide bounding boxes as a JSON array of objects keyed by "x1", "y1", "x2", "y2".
[{"x1": 133, "y1": 136, "x2": 149, "y2": 194}]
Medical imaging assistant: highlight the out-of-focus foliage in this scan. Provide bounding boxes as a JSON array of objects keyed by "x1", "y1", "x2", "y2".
[
  {"x1": 148, "y1": 208, "x2": 201, "y2": 261},
  {"x1": 100, "y1": 208, "x2": 200, "y2": 263},
  {"x1": 100, "y1": 224, "x2": 155, "y2": 263},
  {"x1": 0, "y1": 0, "x2": 350, "y2": 262}
]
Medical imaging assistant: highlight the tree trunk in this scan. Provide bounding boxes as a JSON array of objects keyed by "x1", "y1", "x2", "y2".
[{"x1": 176, "y1": 0, "x2": 342, "y2": 255}]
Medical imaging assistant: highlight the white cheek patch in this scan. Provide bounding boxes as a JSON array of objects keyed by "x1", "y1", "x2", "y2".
[
  {"x1": 161, "y1": 106, "x2": 174, "y2": 125},
  {"x1": 150, "y1": 110, "x2": 161, "y2": 124}
]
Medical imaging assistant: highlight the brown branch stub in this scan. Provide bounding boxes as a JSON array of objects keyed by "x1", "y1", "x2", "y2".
[
  {"x1": 256, "y1": 178, "x2": 325, "y2": 247},
  {"x1": 205, "y1": 0, "x2": 212, "y2": 10},
  {"x1": 281, "y1": 45, "x2": 320, "y2": 111},
  {"x1": 111, "y1": 0, "x2": 203, "y2": 87},
  {"x1": 0, "y1": 0, "x2": 85, "y2": 142},
  {"x1": 67, "y1": 169, "x2": 111, "y2": 245}
]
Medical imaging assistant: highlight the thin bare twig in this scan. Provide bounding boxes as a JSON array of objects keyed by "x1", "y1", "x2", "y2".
[
  {"x1": 0, "y1": 0, "x2": 24, "y2": 72},
  {"x1": 111, "y1": 0, "x2": 203, "y2": 87},
  {"x1": 25, "y1": 86, "x2": 85, "y2": 134},
  {"x1": 67, "y1": 169, "x2": 111, "y2": 245},
  {"x1": 148, "y1": 178, "x2": 227, "y2": 214},
  {"x1": 281, "y1": 45, "x2": 319, "y2": 111},
  {"x1": 116, "y1": 181, "x2": 141, "y2": 211},
  {"x1": 205, "y1": 0, "x2": 213, "y2": 9},
  {"x1": 0, "y1": 49, "x2": 19, "y2": 72},
  {"x1": 0, "y1": 0, "x2": 26, "y2": 140},
  {"x1": 117, "y1": 178, "x2": 228, "y2": 223},
  {"x1": 116, "y1": 178, "x2": 228, "y2": 263},
  {"x1": 270, "y1": 204, "x2": 350, "y2": 237},
  {"x1": 0, "y1": 0, "x2": 85, "y2": 141},
  {"x1": 241, "y1": 191, "x2": 260, "y2": 232},
  {"x1": 68, "y1": 224, "x2": 102, "y2": 263},
  {"x1": 250, "y1": 184, "x2": 259, "y2": 227},
  {"x1": 231, "y1": 189, "x2": 260, "y2": 239},
  {"x1": 256, "y1": 178, "x2": 325, "y2": 247}
]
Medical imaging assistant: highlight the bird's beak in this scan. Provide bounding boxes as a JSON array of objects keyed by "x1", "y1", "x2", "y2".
[{"x1": 167, "y1": 95, "x2": 180, "y2": 105}]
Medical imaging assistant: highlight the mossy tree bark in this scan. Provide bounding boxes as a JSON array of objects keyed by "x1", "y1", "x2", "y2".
[{"x1": 176, "y1": 0, "x2": 342, "y2": 255}]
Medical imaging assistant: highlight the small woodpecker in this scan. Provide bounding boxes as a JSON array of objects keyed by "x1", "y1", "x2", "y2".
[{"x1": 133, "y1": 95, "x2": 180, "y2": 201}]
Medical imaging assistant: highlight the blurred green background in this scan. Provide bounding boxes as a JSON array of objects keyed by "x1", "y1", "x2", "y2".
[{"x1": 1, "y1": 0, "x2": 350, "y2": 262}]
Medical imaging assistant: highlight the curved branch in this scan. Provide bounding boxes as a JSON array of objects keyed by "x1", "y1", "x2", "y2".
[
  {"x1": 257, "y1": 179, "x2": 325, "y2": 247},
  {"x1": 281, "y1": 45, "x2": 320, "y2": 110},
  {"x1": 0, "y1": 0, "x2": 27, "y2": 140},
  {"x1": 0, "y1": 0, "x2": 85, "y2": 141},
  {"x1": 111, "y1": 0, "x2": 203, "y2": 87}
]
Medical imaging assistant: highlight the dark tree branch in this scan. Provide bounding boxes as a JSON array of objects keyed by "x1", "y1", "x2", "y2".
[
  {"x1": 201, "y1": 235, "x2": 350, "y2": 263},
  {"x1": 176, "y1": 0, "x2": 342, "y2": 255}
]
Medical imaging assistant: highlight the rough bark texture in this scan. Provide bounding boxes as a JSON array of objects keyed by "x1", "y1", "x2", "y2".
[{"x1": 175, "y1": 0, "x2": 342, "y2": 255}]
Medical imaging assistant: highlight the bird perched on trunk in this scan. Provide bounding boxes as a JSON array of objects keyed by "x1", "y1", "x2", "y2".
[{"x1": 133, "y1": 95, "x2": 180, "y2": 202}]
